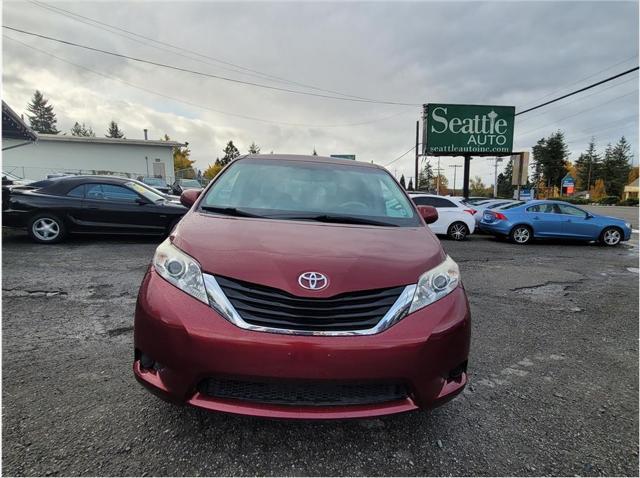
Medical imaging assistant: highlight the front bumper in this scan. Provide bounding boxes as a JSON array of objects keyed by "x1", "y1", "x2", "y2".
[{"x1": 134, "y1": 269, "x2": 471, "y2": 419}]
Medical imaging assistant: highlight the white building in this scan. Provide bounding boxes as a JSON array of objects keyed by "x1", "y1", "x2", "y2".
[{"x1": 2, "y1": 102, "x2": 183, "y2": 183}]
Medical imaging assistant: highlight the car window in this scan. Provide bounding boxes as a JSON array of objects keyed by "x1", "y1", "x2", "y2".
[
  {"x1": 412, "y1": 196, "x2": 434, "y2": 206},
  {"x1": 67, "y1": 185, "x2": 85, "y2": 198},
  {"x1": 527, "y1": 203, "x2": 558, "y2": 213},
  {"x1": 500, "y1": 201, "x2": 525, "y2": 210},
  {"x1": 557, "y1": 204, "x2": 587, "y2": 217},
  {"x1": 86, "y1": 184, "x2": 139, "y2": 202}
]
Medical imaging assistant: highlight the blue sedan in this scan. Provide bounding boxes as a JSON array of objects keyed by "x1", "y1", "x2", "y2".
[{"x1": 479, "y1": 200, "x2": 632, "y2": 246}]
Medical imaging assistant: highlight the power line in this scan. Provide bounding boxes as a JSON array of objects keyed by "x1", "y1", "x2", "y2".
[
  {"x1": 517, "y1": 74, "x2": 638, "y2": 124},
  {"x1": 4, "y1": 34, "x2": 414, "y2": 128},
  {"x1": 515, "y1": 66, "x2": 639, "y2": 116},
  {"x1": 384, "y1": 146, "x2": 416, "y2": 167},
  {"x1": 2, "y1": 25, "x2": 420, "y2": 106},
  {"x1": 27, "y1": 0, "x2": 373, "y2": 101},
  {"x1": 518, "y1": 54, "x2": 638, "y2": 109},
  {"x1": 516, "y1": 89, "x2": 637, "y2": 137}
]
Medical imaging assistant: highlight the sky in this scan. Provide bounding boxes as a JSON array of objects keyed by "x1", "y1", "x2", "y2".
[{"x1": 2, "y1": 0, "x2": 638, "y2": 188}]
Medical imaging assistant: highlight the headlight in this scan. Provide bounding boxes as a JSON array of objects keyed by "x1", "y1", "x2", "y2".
[
  {"x1": 625, "y1": 222, "x2": 632, "y2": 229},
  {"x1": 408, "y1": 255, "x2": 460, "y2": 314},
  {"x1": 153, "y1": 239, "x2": 208, "y2": 304}
]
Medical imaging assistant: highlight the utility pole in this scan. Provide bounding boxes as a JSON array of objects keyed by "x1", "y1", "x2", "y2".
[
  {"x1": 414, "y1": 121, "x2": 419, "y2": 191},
  {"x1": 436, "y1": 156, "x2": 441, "y2": 194},
  {"x1": 449, "y1": 164, "x2": 462, "y2": 196},
  {"x1": 493, "y1": 157, "x2": 504, "y2": 197},
  {"x1": 462, "y1": 155, "x2": 471, "y2": 199}
]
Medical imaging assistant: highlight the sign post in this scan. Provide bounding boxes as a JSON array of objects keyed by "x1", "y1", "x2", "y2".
[
  {"x1": 423, "y1": 103, "x2": 515, "y2": 198},
  {"x1": 511, "y1": 152, "x2": 530, "y2": 200}
]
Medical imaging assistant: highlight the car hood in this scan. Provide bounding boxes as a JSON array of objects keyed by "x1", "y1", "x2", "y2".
[
  {"x1": 172, "y1": 212, "x2": 446, "y2": 297},
  {"x1": 597, "y1": 214, "x2": 629, "y2": 226}
]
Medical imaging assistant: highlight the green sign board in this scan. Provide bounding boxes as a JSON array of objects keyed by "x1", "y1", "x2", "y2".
[
  {"x1": 330, "y1": 154, "x2": 356, "y2": 160},
  {"x1": 424, "y1": 104, "x2": 515, "y2": 155}
]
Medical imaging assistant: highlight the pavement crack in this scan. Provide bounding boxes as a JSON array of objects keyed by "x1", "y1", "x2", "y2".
[
  {"x1": 2, "y1": 288, "x2": 68, "y2": 298},
  {"x1": 105, "y1": 326, "x2": 134, "y2": 337}
]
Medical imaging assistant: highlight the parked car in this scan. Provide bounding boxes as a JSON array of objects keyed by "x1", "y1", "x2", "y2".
[
  {"x1": 134, "y1": 154, "x2": 471, "y2": 419},
  {"x1": 2, "y1": 171, "x2": 34, "y2": 187},
  {"x1": 2, "y1": 175, "x2": 187, "y2": 243},
  {"x1": 141, "y1": 176, "x2": 172, "y2": 195},
  {"x1": 471, "y1": 199, "x2": 518, "y2": 225},
  {"x1": 479, "y1": 200, "x2": 632, "y2": 246},
  {"x1": 171, "y1": 178, "x2": 202, "y2": 195},
  {"x1": 409, "y1": 193, "x2": 476, "y2": 240}
]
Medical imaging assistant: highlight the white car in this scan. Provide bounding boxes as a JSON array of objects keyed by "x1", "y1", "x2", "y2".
[{"x1": 409, "y1": 193, "x2": 476, "y2": 240}]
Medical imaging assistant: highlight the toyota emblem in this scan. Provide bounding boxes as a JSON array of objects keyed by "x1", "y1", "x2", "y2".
[{"x1": 298, "y1": 272, "x2": 329, "y2": 291}]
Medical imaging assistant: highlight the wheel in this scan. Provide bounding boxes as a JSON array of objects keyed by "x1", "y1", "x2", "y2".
[
  {"x1": 28, "y1": 213, "x2": 66, "y2": 244},
  {"x1": 447, "y1": 222, "x2": 469, "y2": 241},
  {"x1": 509, "y1": 225, "x2": 532, "y2": 245},
  {"x1": 600, "y1": 227, "x2": 622, "y2": 246}
]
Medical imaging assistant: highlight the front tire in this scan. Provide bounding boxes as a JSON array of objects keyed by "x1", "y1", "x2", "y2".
[
  {"x1": 509, "y1": 225, "x2": 532, "y2": 245},
  {"x1": 600, "y1": 227, "x2": 622, "y2": 246},
  {"x1": 448, "y1": 222, "x2": 469, "y2": 241},
  {"x1": 28, "y1": 213, "x2": 67, "y2": 244}
]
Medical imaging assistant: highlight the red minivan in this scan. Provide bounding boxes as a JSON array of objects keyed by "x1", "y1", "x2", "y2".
[{"x1": 134, "y1": 155, "x2": 470, "y2": 419}]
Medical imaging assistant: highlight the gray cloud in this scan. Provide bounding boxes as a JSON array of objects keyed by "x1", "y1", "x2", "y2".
[{"x1": 2, "y1": 0, "x2": 638, "y2": 186}]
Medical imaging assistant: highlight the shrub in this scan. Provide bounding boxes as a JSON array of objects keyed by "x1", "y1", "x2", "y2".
[
  {"x1": 618, "y1": 198, "x2": 639, "y2": 207},
  {"x1": 598, "y1": 196, "x2": 619, "y2": 205}
]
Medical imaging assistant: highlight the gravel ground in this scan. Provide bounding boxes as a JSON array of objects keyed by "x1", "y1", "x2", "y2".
[{"x1": 2, "y1": 227, "x2": 638, "y2": 476}]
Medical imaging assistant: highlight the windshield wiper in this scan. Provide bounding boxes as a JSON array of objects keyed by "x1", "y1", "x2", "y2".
[
  {"x1": 200, "y1": 206, "x2": 264, "y2": 218},
  {"x1": 281, "y1": 214, "x2": 398, "y2": 227}
]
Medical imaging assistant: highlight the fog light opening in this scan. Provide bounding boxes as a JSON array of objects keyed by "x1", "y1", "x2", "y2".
[
  {"x1": 140, "y1": 353, "x2": 156, "y2": 370},
  {"x1": 447, "y1": 361, "x2": 467, "y2": 383}
]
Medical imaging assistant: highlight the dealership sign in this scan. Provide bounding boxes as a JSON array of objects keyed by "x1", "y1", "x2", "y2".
[{"x1": 424, "y1": 104, "x2": 515, "y2": 155}]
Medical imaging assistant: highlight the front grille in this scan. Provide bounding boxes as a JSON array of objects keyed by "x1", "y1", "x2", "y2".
[
  {"x1": 198, "y1": 378, "x2": 409, "y2": 406},
  {"x1": 215, "y1": 276, "x2": 404, "y2": 331}
]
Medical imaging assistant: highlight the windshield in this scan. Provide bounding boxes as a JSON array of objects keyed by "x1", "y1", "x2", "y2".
[
  {"x1": 200, "y1": 159, "x2": 419, "y2": 227},
  {"x1": 126, "y1": 181, "x2": 166, "y2": 202},
  {"x1": 180, "y1": 179, "x2": 202, "y2": 187},
  {"x1": 143, "y1": 177, "x2": 165, "y2": 186}
]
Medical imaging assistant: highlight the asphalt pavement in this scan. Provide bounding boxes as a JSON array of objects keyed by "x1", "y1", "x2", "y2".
[{"x1": 2, "y1": 227, "x2": 638, "y2": 476}]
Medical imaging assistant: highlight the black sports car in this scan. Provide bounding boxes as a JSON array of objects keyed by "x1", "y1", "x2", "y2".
[{"x1": 3, "y1": 176, "x2": 188, "y2": 244}]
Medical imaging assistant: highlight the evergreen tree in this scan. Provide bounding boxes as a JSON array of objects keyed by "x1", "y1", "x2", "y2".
[
  {"x1": 574, "y1": 138, "x2": 600, "y2": 191},
  {"x1": 407, "y1": 178, "x2": 414, "y2": 190},
  {"x1": 312, "y1": 148, "x2": 318, "y2": 156},
  {"x1": 219, "y1": 141, "x2": 240, "y2": 166},
  {"x1": 417, "y1": 161, "x2": 434, "y2": 190},
  {"x1": 248, "y1": 142, "x2": 261, "y2": 154},
  {"x1": 496, "y1": 159, "x2": 514, "y2": 198},
  {"x1": 601, "y1": 137, "x2": 633, "y2": 197},
  {"x1": 399, "y1": 174, "x2": 406, "y2": 189},
  {"x1": 531, "y1": 131, "x2": 569, "y2": 189},
  {"x1": 26, "y1": 90, "x2": 59, "y2": 134},
  {"x1": 106, "y1": 120, "x2": 125, "y2": 138},
  {"x1": 70, "y1": 122, "x2": 95, "y2": 137}
]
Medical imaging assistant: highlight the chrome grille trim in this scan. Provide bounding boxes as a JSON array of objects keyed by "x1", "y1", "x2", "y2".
[{"x1": 203, "y1": 273, "x2": 416, "y2": 336}]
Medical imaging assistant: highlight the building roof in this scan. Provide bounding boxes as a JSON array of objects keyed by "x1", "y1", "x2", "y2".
[
  {"x1": 36, "y1": 133, "x2": 183, "y2": 148},
  {"x1": 2, "y1": 101, "x2": 38, "y2": 142},
  {"x1": 624, "y1": 178, "x2": 639, "y2": 190},
  {"x1": 240, "y1": 154, "x2": 379, "y2": 169}
]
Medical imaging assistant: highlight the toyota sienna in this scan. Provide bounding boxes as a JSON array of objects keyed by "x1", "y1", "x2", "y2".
[{"x1": 134, "y1": 154, "x2": 471, "y2": 419}]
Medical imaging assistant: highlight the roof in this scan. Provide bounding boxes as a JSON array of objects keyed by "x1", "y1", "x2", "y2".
[
  {"x1": 240, "y1": 154, "x2": 380, "y2": 169},
  {"x1": 36, "y1": 133, "x2": 183, "y2": 148},
  {"x1": 2, "y1": 101, "x2": 38, "y2": 141},
  {"x1": 625, "y1": 178, "x2": 639, "y2": 190}
]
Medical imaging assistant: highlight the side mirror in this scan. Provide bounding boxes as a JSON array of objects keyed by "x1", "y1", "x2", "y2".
[
  {"x1": 417, "y1": 205, "x2": 438, "y2": 224},
  {"x1": 180, "y1": 188, "x2": 202, "y2": 208}
]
